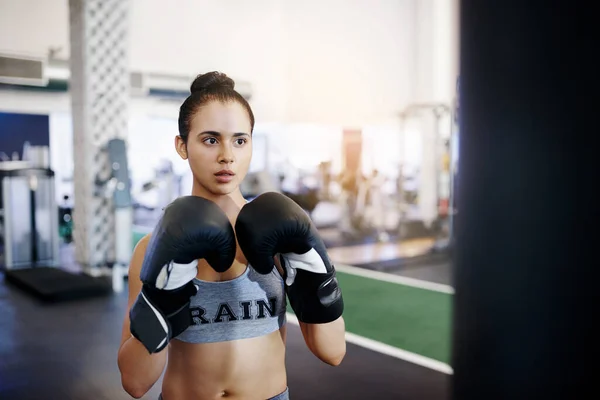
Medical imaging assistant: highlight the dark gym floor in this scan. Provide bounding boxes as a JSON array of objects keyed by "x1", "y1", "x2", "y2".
[
  {"x1": 392, "y1": 261, "x2": 452, "y2": 286},
  {"x1": 0, "y1": 269, "x2": 449, "y2": 400}
]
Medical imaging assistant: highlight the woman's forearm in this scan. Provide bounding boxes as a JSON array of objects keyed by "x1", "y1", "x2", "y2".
[
  {"x1": 117, "y1": 336, "x2": 167, "y2": 398},
  {"x1": 299, "y1": 316, "x2": 346, "y2": 366}
]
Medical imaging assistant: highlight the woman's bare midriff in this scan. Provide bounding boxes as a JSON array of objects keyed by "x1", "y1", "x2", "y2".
[
  {"x1": 159, "y1": 247, "x2": 286, "y2": 399},
  {"x1": 160, "y1": 317, "x2": 287, "y2": 400}
]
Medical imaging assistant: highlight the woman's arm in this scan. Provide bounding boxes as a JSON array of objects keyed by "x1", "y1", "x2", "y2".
[
  {"x1": 275, "y1": 256, "x2": 346, "y2": 366},
  {"x1": 117, "y1": 235, "x2": 168, "y2": 399},
  {"x1": 298, "y1": 317, "x2": 346, "y2": 366}
]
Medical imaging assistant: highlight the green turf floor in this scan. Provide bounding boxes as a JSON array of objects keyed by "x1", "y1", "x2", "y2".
[
  {"x1": 288, "y1": 271, "x2": 452, "y2": 364},
  {"x1": 132, "y1": 228, "x2": 452, "y2": 364}
]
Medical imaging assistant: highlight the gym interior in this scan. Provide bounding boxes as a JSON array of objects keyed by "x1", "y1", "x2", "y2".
[{"x1": 0, "y1": 1, "x2": 590, "y2": 399}]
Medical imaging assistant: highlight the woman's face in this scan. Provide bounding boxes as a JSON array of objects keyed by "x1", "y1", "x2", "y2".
[{"x1": 176, "y1": 100, "x2": 252, "y2": 197}]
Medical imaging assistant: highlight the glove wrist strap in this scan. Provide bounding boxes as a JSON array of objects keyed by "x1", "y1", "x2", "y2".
[
  {"x1": 129, "y1": 287, "x2": 172, "y2": 353},
  {"x1": 286, "y1": 269, "x2": 344, "y2": 324},
  {"x1": 129, "y1": 283, "x2": 196, "y2": 353}
]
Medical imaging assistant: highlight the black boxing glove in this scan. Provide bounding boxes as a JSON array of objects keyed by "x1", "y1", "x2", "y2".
[
  {"x1": 235, "y1": 192, "x2": 343, "y2": 324},
  {"x1": 130, "y1": 196, "x2": 236, "y2": 353}
]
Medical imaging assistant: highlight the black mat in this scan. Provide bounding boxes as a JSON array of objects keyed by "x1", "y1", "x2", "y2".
[{"x1": 3, "y1": 266, "x2": 112, "y2": 303}]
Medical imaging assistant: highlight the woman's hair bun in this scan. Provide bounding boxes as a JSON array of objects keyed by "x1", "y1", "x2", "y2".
[{"x1": 190, "y1": 71, "x2": 235, "y2": 94}]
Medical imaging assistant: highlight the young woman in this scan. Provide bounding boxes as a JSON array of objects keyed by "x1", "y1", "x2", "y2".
[{"x1": 117, "y1": 71, "x2": 346, "y2": 400}]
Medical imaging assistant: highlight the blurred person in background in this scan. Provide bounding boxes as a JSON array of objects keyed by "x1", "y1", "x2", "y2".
[{"x1": 367, "y1": 169, "x2": 389, "y2": 241}]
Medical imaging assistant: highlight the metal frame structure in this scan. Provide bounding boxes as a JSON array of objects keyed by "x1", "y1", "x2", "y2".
[
  {"x1": 1, "y1": 166, "x2": 60, "y2": 270},
  {"x1": 398, "y1": 102, "x2": 455, "y2": 246}
]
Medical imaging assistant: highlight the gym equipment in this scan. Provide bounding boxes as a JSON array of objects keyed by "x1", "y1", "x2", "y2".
[
  {"x1": 317, "y1": 161, "x2": 334, "y2": 201},
  {"x1": 93, "y1": 138, "x2": 133, "y2": 291},
  {"x1": 0, "y1": 163, "x2": 59, "y2": 269},
  {"x1": 58, "y1": 195, "x2": 73, "y2": 243},
  {"x1": 398, "y1": 103, "x2": 455, "y2": 253},
  {"x1": 1, "y1": 162, "x2": 111, "y2": 302},
  {"x1": 132, "y1": 160, "x2": 183, "y2": 233},
  {"x1": 239, "y1": 170, "x2": 280, "y2": 200},
  {"x1": 137, "y1": 160, "x2": 182, "y2": 209}
]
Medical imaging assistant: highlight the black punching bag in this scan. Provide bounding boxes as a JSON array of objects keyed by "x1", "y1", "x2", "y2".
[{"x1": 452, "y1": 1, "x2": 594, "y2": 399}]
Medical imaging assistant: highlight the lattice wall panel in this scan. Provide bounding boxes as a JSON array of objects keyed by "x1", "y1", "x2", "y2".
[{"x1": 69, "y1": 0, "x2": 130, "y2": 268}]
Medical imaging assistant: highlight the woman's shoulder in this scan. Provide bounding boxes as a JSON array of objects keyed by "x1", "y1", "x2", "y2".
[{"x1": 133, "y1": 233, "x2": 152, "y2": 258}]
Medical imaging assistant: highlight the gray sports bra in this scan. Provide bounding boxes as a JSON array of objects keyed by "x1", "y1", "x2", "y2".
[{"x1": 174, "y1": 265, "x2": 287, "y2": 344}]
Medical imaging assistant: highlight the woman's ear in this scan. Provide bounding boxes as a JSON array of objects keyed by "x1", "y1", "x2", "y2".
[{"x1": 175, "y1": 135, "x2": 188, "y2": 160}]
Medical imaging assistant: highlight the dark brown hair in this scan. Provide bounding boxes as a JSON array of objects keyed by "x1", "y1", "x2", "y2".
[{"x1": 178, "y1": 71, "x2": 255, "y2": 142}]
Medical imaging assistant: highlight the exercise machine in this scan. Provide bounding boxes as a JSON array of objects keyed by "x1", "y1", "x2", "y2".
[
  {"x1": 1, "y1": 161, "x2": 112, "y2": 302},
  {"x1": 2, "y1": 138, "x2": 133, "y2": 301},
  {"x1": 398, "y1": 102, "x2": 455, "y2": 250},
  {"x1": 240, "y1": 170, "x2": 280, "y2": 200},
  {"x1": 92, "y1": 138, "x2": 133, "y2": 290},
  {"x1": 0, "y1": 162, "x2": 60, "y2": 270}
]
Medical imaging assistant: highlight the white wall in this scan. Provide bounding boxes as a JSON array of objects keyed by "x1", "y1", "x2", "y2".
[
  {"x1": 280, "y1": 0, "x2": 416, "y2": 126},
  {"x1": 128, "y1": 0, "x2": 288, "y2": 123},
  {"x1": 0, "y1": 0, "x2": 439, "y2": 126},
  {"x1": 0, "y1": 0, "x2": 68, "y2": 59}
]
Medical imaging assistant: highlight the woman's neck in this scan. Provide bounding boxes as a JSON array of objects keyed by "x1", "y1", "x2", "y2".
[{"x1": 190, "y1": 184, "x2": 247, "y2": 210}]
